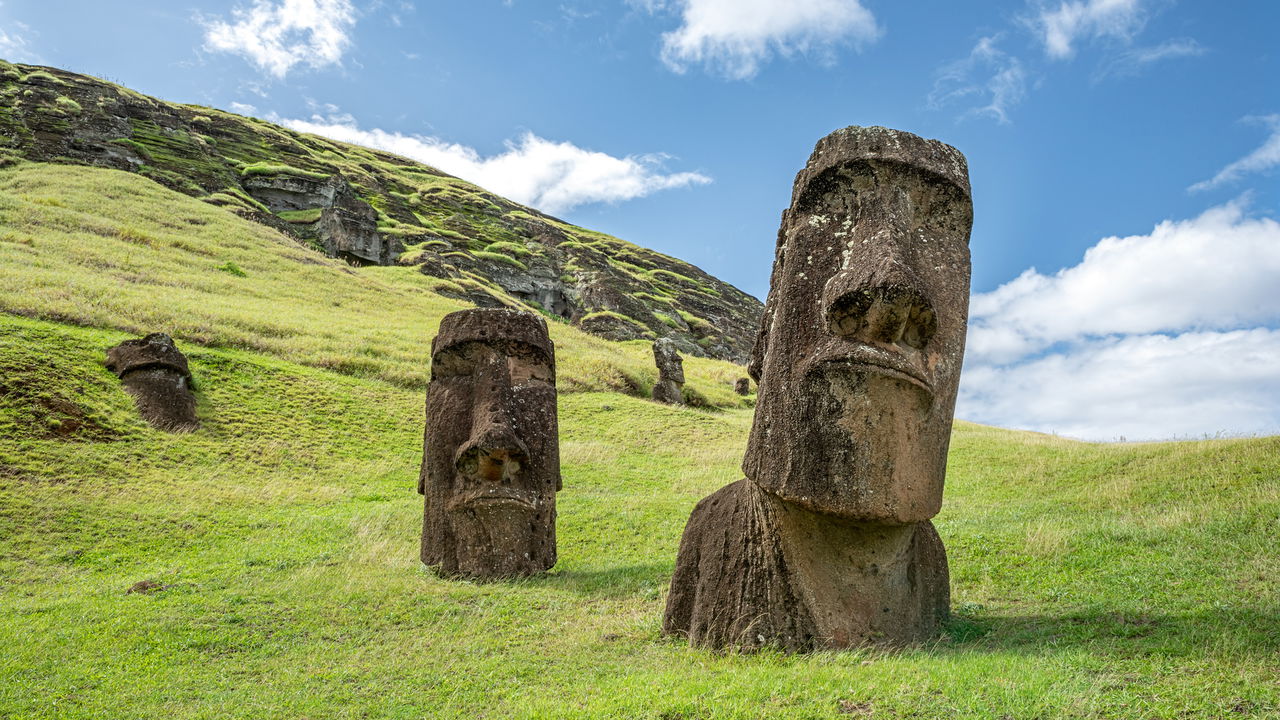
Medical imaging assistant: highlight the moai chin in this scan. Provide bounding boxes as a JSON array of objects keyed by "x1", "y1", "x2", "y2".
[
  {"x1": 651, "y1": 338, "x2": 686, "y2": 405},
  {"x1": 664, "y1": 126, "x2": 973, "y2": 651},
  {"x1": 105, "y1": 333, "x2": 199, "y2": 432},
  {"x1": 419, "y1": 308, "x2": 561, "y2": 579}
]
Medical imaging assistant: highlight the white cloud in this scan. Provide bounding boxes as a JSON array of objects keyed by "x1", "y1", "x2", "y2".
[
  {"x1": 0, "y1": 20, "x2": 39, "y2": 63},
  {"x1": 958, "y1": 329, "x2": 1280, "y2": 441},
  {"x1": 1031, "y1": 0, "x2": 1146, "y2": 59},
  {"x1": 961, "y1": 199, "x2": 1280, "y2": 440},
  {"x1": 1189, "y1": 115, "x2": 1280, "y2": 193},
  {"x1": 929, "y1": 36, "x2": 1028, "y2": 125},
  {"x1": 273, "y1": 114, "x2": 711, "y2": 214},
  {"x1": 1095, "y1": 37, "x2": 1205, "y2": 80},
  {"x1": 641, "y1": 0, "x2": 880, "y2": 80},
  {"x1": 228, "y1": 101, "x2": 258, "y2": 115},
  {"x1": 201, "y1": 0, "x2": 356, "y2": 79}
]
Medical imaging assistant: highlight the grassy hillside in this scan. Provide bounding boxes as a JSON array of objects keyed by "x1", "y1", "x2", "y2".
[
  {"x1": 0, "y1": 160, "x2": 748, "y2": 407},
  {"x1": 0, "y1": 60, "x2": 763, "y2": 362},
  {"x1": 1, "y1": 155, "x2": 1277, "y2": 717},
  {"x1": 1, "y1": 312, "x2": 1277, "y2": 719}
]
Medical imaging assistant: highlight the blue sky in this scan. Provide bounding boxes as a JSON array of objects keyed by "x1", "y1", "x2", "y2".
[{"x1": 2, "y1": 0, "x2": 1278, "y2": 441}]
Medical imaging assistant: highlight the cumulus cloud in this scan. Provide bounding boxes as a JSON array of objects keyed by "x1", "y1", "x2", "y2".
[
  {"x1": 1189, "y1": 115, "x2": 1280, "y2": 193},
  {"x1": 201, "y1": 0, "x2": 356, "y2": 79},
  {"x1": 961, "y1": 199, "x2": 1280, "y2": 440},
  {"x1": 274, "y1": 114, "x2": 711, "y2": 214},
  {"x1": 638, "y1": 0, "x2": 880, "y2": 80},
  {"x1": 929, "y1": 36, "x2": 1029, "y2": 125},
  {"x1": 1030, "y1": 0, "x2": 1146, "y2": 59}
]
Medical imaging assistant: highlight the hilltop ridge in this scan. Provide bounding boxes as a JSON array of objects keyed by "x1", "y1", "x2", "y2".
[{"x1": 0, "y1": 60, "x2": 762, "y2": 363}]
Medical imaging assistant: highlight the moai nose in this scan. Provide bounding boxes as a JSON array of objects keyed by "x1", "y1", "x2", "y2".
[
  {"x1": 454, "y1": 355, "x2": 530, "y2": 484},
  {"x1": 822, "y1": 255, "x2": 938, "y2": 351}
]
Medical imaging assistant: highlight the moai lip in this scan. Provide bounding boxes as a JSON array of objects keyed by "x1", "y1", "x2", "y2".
[
  {"x1": 105, "y1": 333, "x2": 199, "y2": 432},
  {"x1": 652, "y1": 337, "x2": 686, "y2": 405},
  {"x1": 419, "y1": 308, "x2": 561, "y2": 580},
  {"x1": 664, "y1": 126, "x2": 973, "y2": 650}
]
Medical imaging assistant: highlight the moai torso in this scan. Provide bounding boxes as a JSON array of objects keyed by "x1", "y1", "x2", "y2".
[
  {"x1": 664, "y1": 126, "x2": 973, "y2": 650},
  {"x1": 419, "y1": 309, "x2": 561, "y2": 579},
  {"x1": 105, "y1": 333, "x2": 199, "y2": 432}
]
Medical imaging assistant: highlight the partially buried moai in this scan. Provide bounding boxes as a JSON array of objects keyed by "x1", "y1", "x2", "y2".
[
  {"x1": 419, "y1": 308, "x2": 561, "y2": 579},
  {"x1": 664, "y1": 126, "x2": 973, "y2": 651},
  {"x1": 651, "y1": 338, "x2": 685, "y2": 405},
  {"x1": 105, "y1": 333, "x2": 199, "y2": 432}
]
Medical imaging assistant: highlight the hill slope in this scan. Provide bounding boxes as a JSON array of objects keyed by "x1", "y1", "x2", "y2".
[
  {"x1": 0, "y1": 59, "x2": 762, "y2": 363},
  {"x1": 1, "y1": 311, "x2": 1277, "y2": 718}
]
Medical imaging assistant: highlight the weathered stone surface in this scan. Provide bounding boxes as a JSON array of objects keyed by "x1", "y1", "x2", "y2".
[
  {"x1": 105, "y1": 333, "x2": 199, "y2": 432},
  {"x1": 652, "y1": 338, "x2": 686, "y2": 405},
  {"x1": 734, "y1": 377, "x2": 751, "y2": 395},
  {"x1": 419, "y1": 308, "x2": 561, "y2": 579},
  {"x1": 242, "y1": 173, "x2": 397, "y2": 266},
  {"x1": 665, "y1": 126, "x2": 973, "y2": 650}
]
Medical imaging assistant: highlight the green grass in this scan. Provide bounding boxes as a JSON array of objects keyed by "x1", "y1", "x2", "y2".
[
  {"x1": 0, "y1": 312, "x2": 1276, "y2": 719},
  {"x1": 0, "y1": 161, "x2": 748, "y2": 405},
  {"x1": 0, "y1": 157, "x2": 1277, "y2": 718}
]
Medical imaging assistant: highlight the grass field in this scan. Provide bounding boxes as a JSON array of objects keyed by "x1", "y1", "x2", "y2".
[{"x1": 1, "y1": 159, "x2": 1278, "y2": 718}]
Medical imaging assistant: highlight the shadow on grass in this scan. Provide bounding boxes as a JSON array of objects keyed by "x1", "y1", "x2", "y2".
[
  {"x1": 525, "y1": 562, "x2": 673, "y2": 598},
  {"x1": 942, "y1": 605, "x2": 1280, "y2": 659}
]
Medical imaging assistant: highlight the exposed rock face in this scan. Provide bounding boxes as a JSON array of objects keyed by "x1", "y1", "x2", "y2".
[
  {"x1": 664, "y1": 126, "x2": 974, "y2": 651},
  {"x1": 105, "y1": 333, "x2": 199, "y2": 432},
  {"x1": 419, "y1": 309, "x2": 561, "y2": 579},
  {"x1": 0, "y1": 62, "x2": 763, "y2": 363},
  {"x1": 734, "y1": 377, "x2": 751, "y2": 395},
  {"x1": 652, "y1": 338, "x2": 686, "y2": 405},
  {"x1": 241, "y1": 172, "x2": 397, "y2": 266}
]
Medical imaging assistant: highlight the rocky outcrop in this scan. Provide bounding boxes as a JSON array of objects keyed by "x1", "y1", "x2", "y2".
[{"x1": 0, "y1": 61, "x2": 763, "y2": 362}]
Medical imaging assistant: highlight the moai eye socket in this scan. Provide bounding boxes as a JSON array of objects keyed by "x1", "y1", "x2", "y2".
[{"x1": 506, "y1": 344, "x2": 554, "y2": 388}]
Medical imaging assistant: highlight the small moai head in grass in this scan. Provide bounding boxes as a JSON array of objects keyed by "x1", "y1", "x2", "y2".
[
  {"x1": 734, "y1": 377, "x2": 751, "y2": 395},
  {"x1": 105, "y1": 333, "x2": 199, "y2": 432},
  {"x1": 419, "y1": 308, "x2": 560, "y2": 579},
  {"x1": 743, "y1": 126, "x2": 974, "y2": 523},
  {"x1": 651, "y1": 337, "x2": 685, "y2": 405}
]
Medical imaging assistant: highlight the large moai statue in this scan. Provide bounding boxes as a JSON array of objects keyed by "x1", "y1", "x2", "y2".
[
  {"x1": 664, "y1": 126, "x2": 973, "y2": 651},
  {"x1": 419, "y1": 308, "x2": 561, "y2": 579},
  {"x1": 105, "y1": 333, "x2": 199, "y2": 432},
  {"x1": 651, "y1": 338, "x2": 686, "y2": 405}
]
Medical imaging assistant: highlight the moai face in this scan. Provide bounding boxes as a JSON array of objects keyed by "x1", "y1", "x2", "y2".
[
  {"x1": 105, "y1": 333, "x2": 199, "y2": 432},
  {"x1": 420, "y1": 308, "x2": 560, "y2": 578},
  {"x1": 743, "y1": 127, "x2": 973, "y2": 523}
]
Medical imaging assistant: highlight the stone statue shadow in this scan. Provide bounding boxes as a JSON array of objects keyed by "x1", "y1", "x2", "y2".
[
  {"x1": 937, "y1": 605, "x2": 1280, "y2": 660},
  {"x1": 523, "y1": 562, "x2": 674, "y2": 598}
]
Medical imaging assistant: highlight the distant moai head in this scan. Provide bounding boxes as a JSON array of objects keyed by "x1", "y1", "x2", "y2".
[
  {"x1": 105, "y1": 333, "x2": 199, "y2": 432},
  {"x1": 742, "y1": 126, "x2": 973, "y2": 523},
  {"x1": 420, "y1": 308, "x2": 560, "y2": 579},
  {"x1": 653, "y1": 338, "x2": 685, "y2": 384},
  {"x1": 734, "y1": 377, "x2": 751, "y2": 395},
  {"x1": 652, "y1": 338, "x2": 686, "y2": 404}
]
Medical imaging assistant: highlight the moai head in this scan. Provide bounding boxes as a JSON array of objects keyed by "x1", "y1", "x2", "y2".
[
  {"x1": 734, "y1": 377, "x2": 751, "y2": 396},
  {"x1": 105, "y1": 333, "x2": 199, "y2": 432},
  {"x1": 651, "y1": 338, "x2": 686, "y2": 405},
  {"x1": 654, "y1": 338, "x2": 685, "y2": 384},
  {"x1": 419, "y1": 308, "x2": 560, "y2": 579},
  {"x1": 742, "y1": 127, "x2": 973, "y2": 523}
]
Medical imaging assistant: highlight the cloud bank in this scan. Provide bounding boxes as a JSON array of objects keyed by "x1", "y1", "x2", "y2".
[
  {"x1": 637, "y1": 0, "x2": 879, "y2": 80},
  {"x1": 275, "y1": 115, "x2": 711, "y2": 214},
  {"x1": 960, "y1": 199, "x2": 1280, "y2": 440},
  {"x1": 201, "y1": 0, "x2": 356, "y2": 78}
]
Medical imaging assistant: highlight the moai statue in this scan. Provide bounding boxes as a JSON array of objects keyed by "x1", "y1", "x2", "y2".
[
  {"x1": 105, "y1": 333, "x2": 199, "y2": 432},
  {"x1": 734, "y1": 377, "x2": 751, "y2": 396},
  {"x1": 419, "y1": 308, "x2": 561, "y2": 579},
  {"x1": 664, "y1": 127, "x2": 973, "y2": 651},
  {"x1": 652, "y1": 338, "x2": 685, "y2": 405}
]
